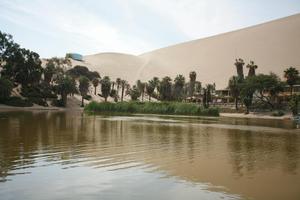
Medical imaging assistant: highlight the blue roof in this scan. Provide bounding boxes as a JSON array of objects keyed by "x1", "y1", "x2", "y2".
[{"x1": 69, "y1": 53, "x2": 83, "y2": 61}]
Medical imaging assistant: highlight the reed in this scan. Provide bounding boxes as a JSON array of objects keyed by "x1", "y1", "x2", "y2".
[{"x1": 85, "y1": 101, "x2": 219, "y2": 116}]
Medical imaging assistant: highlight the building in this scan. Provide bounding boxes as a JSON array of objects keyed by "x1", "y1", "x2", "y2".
[{"x1": 66, "y1": 53, "x2": 83, "y2": 61}]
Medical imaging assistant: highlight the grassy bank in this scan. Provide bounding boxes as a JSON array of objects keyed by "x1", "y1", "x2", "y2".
[{"x1": 85, "y1": 101, "x2": 219, "y2": 116}]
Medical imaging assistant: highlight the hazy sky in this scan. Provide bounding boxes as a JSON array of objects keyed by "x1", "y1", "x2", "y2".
[{"x1": 1, "y1": 0, "x2": 300, "y2": 58}]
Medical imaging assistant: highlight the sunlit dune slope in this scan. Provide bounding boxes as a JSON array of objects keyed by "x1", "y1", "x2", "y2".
[{"x1": 72, "y1": 14, "x2": 300, "y2": 89}]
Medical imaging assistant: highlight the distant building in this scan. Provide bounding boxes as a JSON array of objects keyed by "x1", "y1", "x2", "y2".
[
  {"x1": 214, "y1": 89, "x2": 232, "y2": 103},
  {"x1": 66, "y1": 53, "x2": 83, "y2": 61}
]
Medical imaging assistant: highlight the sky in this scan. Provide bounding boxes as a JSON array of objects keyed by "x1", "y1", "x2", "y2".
[{"x1": 1, "y1": 0, "x2": 300, "y2": 58}]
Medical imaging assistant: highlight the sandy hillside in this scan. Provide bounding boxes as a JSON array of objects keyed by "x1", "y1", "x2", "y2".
[{"x1": 71, "y1": 14, "x2": 300, "y2": 89}]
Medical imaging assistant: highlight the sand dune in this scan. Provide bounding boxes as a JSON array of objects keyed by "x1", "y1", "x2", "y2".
[{"x1": 72, "y1": 14, "x2": 300, "y2": 89}]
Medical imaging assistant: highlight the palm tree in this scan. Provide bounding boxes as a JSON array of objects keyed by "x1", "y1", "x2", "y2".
[
  {"x1": 56, "y1": 76, "x2": 77, "y2": 107},
  {"x1": 174, "y1": 74, "x2": 185, "y2": 100},
  {"x1": 159, "y1": 76, "x2": 172, "y2": 101},
  {"x1": 189, "y1": 71, "x2": 197, "y2": 97},
  {"x1": 146, "y1": 80, "x2": 156, "y2": 101},
  {"x1": 152, "y1": 77, "x2": 160, "y2": 88},
  {"x1": 79, "y1": 76, "x2": 90, "y2": 107},
  {"x1": 234, "y1": 58, "x2": 245, "y2": 79},
  {"x1": 228, "y1": 76, "x2": 240, "y2": 110},
  {"x1": 284, "y1": 67, "x2": 299, "y2": 95},
  {"x1": 92, "y1": 78, "x2": 100, "y2": 95},
  {"x1": 120, "y1": 79, "x2": 127, "y2": 102},
  {"x1": 136, "y1": 80, "x2": 146, "y2": 101},
  {"x1": 101, "y1": 76, "x2": 111, "y2": 102},
  {"x1": 111, "y1": 81, "x2": 115, "y2": 90},
  {"x1": 246, "y1": 61, "x2": 258, "y2": 77},
  {"x1": 116, "y1": 78, "x2": 121, "y2": 95}
]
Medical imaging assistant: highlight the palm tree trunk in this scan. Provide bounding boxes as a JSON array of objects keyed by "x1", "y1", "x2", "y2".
[
  {"x1": 149, "y1": 95, "x2": 151, "y2": 102},
  {"x1": 81, "y1": 96, "x2": 84, "y2": 107},
  {"x1": 235, "y1": 98, "x2": 238, "y2": 110},
  {"x1": 105, "y1": 97, "x2": 107, "y2": 102},
  {"x1": 121, "y1": 87, "x2": 124, "y2": 102},
  {"x1": 94, "y1": 87, "x2": 97, "y2": 95}
]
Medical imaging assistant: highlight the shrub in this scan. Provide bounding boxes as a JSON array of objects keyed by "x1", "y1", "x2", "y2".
[
  {"x1": 4, "y1": 97, "x2": 33, "y2": 107},
  {"x1": 271, "y1": 110, "x2": 285, "y2": 117},
  {"x1": 84, "y1": 95, "x2": 92, "y2": 100},
  {"x1": 51, "y1": 99, "x2": 65, "y2": 107},
  {"x1": 0, "y1": 77, "x2": 13, "y2": 102},
  {"x1": 85, "y1": 101, "x2": 219, "y2": 116},
  {"x1": 29, "y1": 97, "x2": 48, "y2": 107}
]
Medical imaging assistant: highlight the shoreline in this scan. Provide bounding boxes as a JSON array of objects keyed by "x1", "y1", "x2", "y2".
[
  {"x1": 0, "y1": 104, "x2": 294, "y2": 120},
  {"x1": 220, "y1": 112, "x2": 293, "y2": 120},
  {"x1": 0, "y1": 104, "x2": 83, "y2": 112}
]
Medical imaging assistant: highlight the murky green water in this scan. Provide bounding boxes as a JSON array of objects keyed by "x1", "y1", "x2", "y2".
[{"x1": 0, "y1": 111, "x2": 299, "y2": 200}]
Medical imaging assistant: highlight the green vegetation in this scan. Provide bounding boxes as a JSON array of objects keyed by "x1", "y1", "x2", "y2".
[
  {"x1": 1, "y1": 30, "x2": 299, "y2": 116},
  {"x1": 79, "y1": 76, "x2": 90, "y2": 107},
  {"x1": 0, "y1": 77, "x2": 13, "y2": 102},
  {"x1": 289, "y1": 95, "x2": 299, "y2": 116},
  {"x1": 284, "y1": 67, "x2": 299, "y2": 95},
  {"x1": 3, "y1": 97, "x2": 33, "y2": 107},
  {"x1": 272, "y1": 110, "x2": 285, "y2": 117},
  {"x1": 100, "y1": 76, "x2": 111, "y2": 102},
  {"x1": 85, "y1": 101, "x2": 219, "y2": 116}
]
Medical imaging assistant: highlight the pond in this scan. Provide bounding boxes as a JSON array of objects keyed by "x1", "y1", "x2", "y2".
[{"x1": 0, "y1": 111, "x2": 299, "y2": 200}]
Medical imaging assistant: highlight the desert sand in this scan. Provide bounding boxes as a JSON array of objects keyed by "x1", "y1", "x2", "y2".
[{"x1": 70, "y1": 13, "x2": 300, "y2": 89}]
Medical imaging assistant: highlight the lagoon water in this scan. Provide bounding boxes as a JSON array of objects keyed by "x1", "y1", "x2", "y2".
[{"x1": 0, "y1": 111, "x2": 299, "y2": 200}]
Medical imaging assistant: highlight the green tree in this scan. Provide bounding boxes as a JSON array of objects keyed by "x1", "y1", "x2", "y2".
[
  {"x1": 284, "y1": 67, "x2": 299, "y2": 95},
  {"x1": 159, "y1": 76, "x2": 172, "y2": 101},
  {"x1": 136, "y1": 80, "x2": 146, "y2": 101},
  {"x1": 235, "y1": 58, "x2": 245, "y2": 79},
  {"x1": 120, "y1": 80, "x2": 127, "y2": 102},
  {"x1": 56, "y1": 76, "x2": 77, "y2": 107},
  {"x1": 189, "y1": 71, "x2": 197, "y2": 97},
  {"x1": 195, "y1": 81, "x2": 202, "y2": 95},
  {"x1": 116, "y1": 78, "x2": 121, "y2": 95},
  {"x1": 67, "y1": 65, "x2": 100, "y2": 81},
  {"x1": 246, "y1": 61, "x2": 258, "y2": 77},
  {"x1": 0, "y1": 77, "x2": 13, "y2": 102},
  {"x1": 228, "y1": 76, "x2": 241, "y2": 110},
  {"x1": 44, "y1": 62, "x2": 56, "y2": 84},
  {"x1": 242, "y1": 74, "x2": 283, "y2": 111},
  {"x1": 101, "y1": 76, "x2": 111, "y2": 102},
  {"x1": 129, "y1": 85, "x2": 141, "y2": 101},
  {"x1": 79, "y1": 76, "x2": 90, "y2": 107},
  {"x1": 174, "y1": 74, "x2": 185, "y2": 101},
  {"x1": 152, "y1": 77, "x2": 160, "y2": 88},
  {"x1": 146, "y1": 80, "x2": 156, "y2": 101},
  {"x1": 289, "y1": 94, "x2": 299, "y2": 116},
  {"x1": 92, "y1": 78, "x2": 100, "y2": 95}
]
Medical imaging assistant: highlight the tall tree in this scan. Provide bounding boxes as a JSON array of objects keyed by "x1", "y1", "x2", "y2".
[
  {"x1": 146, "y1": 80, "x2": 156, "y2": 101},
  {"x1": 284, "y1": 67, "x2": 299, "y2": 95},
  {"x1": 101, "y1": 76, "x2": 111, "y2": 102},
  {"x1": 56, "y1": 76, "x2": 77, "y2": 107},
  {"x1": 246, "y1": 61, "x2": 258, "y2": 77},
  {"x1": 189, "y1": 71, "x2": 197, "y2": 97},
  {"x1": 242, "y1": 74, "x2": 284, "y2": 110},
  {"x1": 116, "y1": 78, "x2": 121, "y2": 95},
  {"x1": 129, "y1": 85, "x2": 141, "y2": 101},
  {"x1": 92, "y1": 78, "x2": 100, "y2": 95},
  {"x1": 228, "y1": 76, "x2": 241, "y2": 110},
  {"x1": 120, "y1": 80, "x2": 127, "y2": 102},
  {"x1": 79, "y1": 76, "x2": 90, "y2": 107},
  {"x1": 174, "y1": 74, "x2": 185, "y2": 101},
  {"x1": 235, "y1": 58, "x2": 245, "y2": 79},
  {"x1": 159, "y1": 76, "x2": 172, "y2": 101},
  {"x1": 136, "y1": 80, "x2": 146, "y2": 101},
  {"x1": 0, "y1": 77, "x2": 13, "y2": 102}
]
